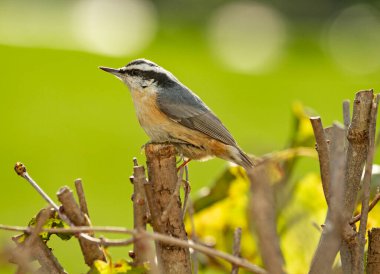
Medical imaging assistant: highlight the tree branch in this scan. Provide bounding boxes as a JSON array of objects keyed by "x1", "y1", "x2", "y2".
[
  {"x1": 310, "y1": 117, "x2": 330, "y2": 204},
  {"x1": 11, "y1": 207, "x2": 67, "y2": 274},
  {"x1": 247, "y1": 163, "x2": 285, "y2": 274},
  {"x1": 0, "y1": 225, "x2": 267, "y2": 274},
  {"x1": 341, "y1": 90, "x2": 373, "y2": 273},
  {"x1": 343, "y1": 99, "x2": 351, "y2": 129},
  {"x1": 57, "y1": 186, "x2": 106, "y2": 266},
  {"x1": 309, "y1": 123, "x2": 346, "y2": 274},
  {"x1": 367, "y1": 228, "x2": 380, "y2": 274},
  {"x1": 231, "y1": 227, "x2": 242, "y2": 274},
  {"x1": 130, "y1": 158, "x2": 154, "y2": 268},
  {"x1": 357, "y1": 94, "x2": 379, "y2": 274},
  {"x1": 350, "y1": 193, "x2": 380, "y2": 225},
  {"x1": 144, "y1": 143, "x2": 192, "y2": 274},
  {"x1": 74, "y1": 179, "x2": 89, "y2": 217}
]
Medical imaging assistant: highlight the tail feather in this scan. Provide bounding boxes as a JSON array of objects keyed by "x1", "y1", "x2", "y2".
[
  {"x1": 226, "y1": 145, "x2": 254, "y2": 170},
  {"x1": 237, "y1": 147, "x2": 254, "y2": 170}
]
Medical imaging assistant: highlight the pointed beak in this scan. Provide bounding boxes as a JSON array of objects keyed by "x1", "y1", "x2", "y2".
[{"x1": 99, "y1": 66, "x2": 123, "y2": 77}]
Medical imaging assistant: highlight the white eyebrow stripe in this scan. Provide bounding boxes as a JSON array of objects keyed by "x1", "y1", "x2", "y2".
[{"x1": 125, "y1": 63, "x2": 157, "y2": 72}]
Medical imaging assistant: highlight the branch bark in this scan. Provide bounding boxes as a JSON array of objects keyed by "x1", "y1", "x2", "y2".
[
  {"x1": 11, "y1": 208, "x2": 67, "y2": 274},
  {"x1": 144, "y1": 143, "x2": 192, "y2": 274},
  {"x1": 357, "y1": 94, "x2": 379, "y2": 273},
  {"x1": 231, "y1": 227, "x2": 242, "y2": 274},
  {"x1": 130, "y1": 158, "x2": 152, "y2": 267},
  {"x1": 310, "y1": 117, "x2": 330, "y2": 205},
  {"x1": 74, "y1": 179, "x2": 89, "y2": 217},
  {"x1": 341, "y1": 90, "x2": 373, "y2": 273},
  {"x1": 367, "y1": 228, "x2": 380, "y2": 274}
]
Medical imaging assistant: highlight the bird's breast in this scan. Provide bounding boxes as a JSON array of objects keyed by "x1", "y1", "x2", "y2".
[{"x1": 130, "y1": 89, "x2": 172, "y2": 141}]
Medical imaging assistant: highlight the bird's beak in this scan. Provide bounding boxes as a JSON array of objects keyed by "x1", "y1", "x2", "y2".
[{"x1": 99, "y1": 66, "x2": 123, "y2": 77}]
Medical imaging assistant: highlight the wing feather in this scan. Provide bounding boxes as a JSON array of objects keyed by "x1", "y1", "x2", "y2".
[{"x1": 156, "y1": 84, "x2": 237, "y2": 146}]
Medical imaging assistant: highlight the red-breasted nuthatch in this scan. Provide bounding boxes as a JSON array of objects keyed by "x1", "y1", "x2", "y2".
[{"x1": 99, "y1": 59, "x2": 253, "y2": 169}]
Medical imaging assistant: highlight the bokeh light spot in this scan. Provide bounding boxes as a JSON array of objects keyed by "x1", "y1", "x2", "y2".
[
  {"x1": 208, "y1": 1, "x2": 287, "y2": 74},
  {"x1": 71, "y1": 0, "x2": 157, "y2": 57},
  {"x1": 324, "y1": 4, "x2": 380, "y2": 74}
]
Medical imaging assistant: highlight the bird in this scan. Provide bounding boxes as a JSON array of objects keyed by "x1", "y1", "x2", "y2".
[{"x1": 99, "y1": 59, "x2": 253, "y2": 170}]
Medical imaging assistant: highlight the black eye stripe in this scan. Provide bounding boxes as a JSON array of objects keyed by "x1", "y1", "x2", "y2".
[
  {"x1": 125, "y1": 68, "x2": 174, "y2": 87},
  {"x1": 129, "y1": 69, "x2": 138, "y2": 76}
]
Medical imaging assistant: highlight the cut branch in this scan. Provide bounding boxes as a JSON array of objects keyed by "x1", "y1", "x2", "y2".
[
  {"x1": 367, "y1": 228, "x2": 380, "y2": 274},
  {"x1": 144, "y1": 143, "x2": 192, "y2": 274},
  {"x1": 341, "y1": 90, "x2": 373, "y2": 273},
  {"x1": 357, "y1": 94, "x2": 379, "y2": 273},
  {"x1": 309, "y1": 124, "x2": 346, "y2": 274},
  {"x1": 130, "y1": 158, "x2": 152, "y2": 267},
  {"x1": 57, "y1": 187, "x2": 106, "y2": 266},
  {"x1": 74, "y1": 179, "x2": 89, "y2": 217},
  {"x1": 310, "y1": 116, "x2": 330, "y2": 204},
  {"x1": 343, "y1": 99, "x2": 351, "y2": 129}
]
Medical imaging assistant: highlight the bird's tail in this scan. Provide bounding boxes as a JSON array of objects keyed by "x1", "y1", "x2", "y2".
[
  {"x1": 237, "y1": 147, "x2": 254, "y2": 170},
  {"x1": 225, "y1": 145, "x2": 254, "y2": 170}
]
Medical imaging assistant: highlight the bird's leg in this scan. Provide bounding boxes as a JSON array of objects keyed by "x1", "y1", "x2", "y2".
[
  {"x1": 182, "y1": 164, "x2": 191, "y2": 218},
  {"x1": 177, "y1": 158, "x2": 192, "y2": 172}
]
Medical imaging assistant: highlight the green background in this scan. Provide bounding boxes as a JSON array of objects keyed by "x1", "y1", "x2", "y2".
[{"x1": 1, "y1": 1, "x2": 380, "y2": 273}]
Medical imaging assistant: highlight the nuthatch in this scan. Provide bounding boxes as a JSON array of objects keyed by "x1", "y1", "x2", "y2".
[{"x1": 99, "y1": 59, "x2": 253, "y2": 169}]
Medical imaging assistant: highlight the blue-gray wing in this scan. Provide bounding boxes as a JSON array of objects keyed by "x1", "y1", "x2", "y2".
[{"x1": 156, "y1": 84, "x2": 237, "y2": 146}]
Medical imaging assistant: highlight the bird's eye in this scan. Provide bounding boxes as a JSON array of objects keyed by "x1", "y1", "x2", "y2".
[{"x1": 129, "y1": 69, "x2": 138, "y2": 76}]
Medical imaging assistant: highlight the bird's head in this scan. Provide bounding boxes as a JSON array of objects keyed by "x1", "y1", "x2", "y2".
[{"x1": 99, "y1": 59, "x2": 177, "y2": 92}]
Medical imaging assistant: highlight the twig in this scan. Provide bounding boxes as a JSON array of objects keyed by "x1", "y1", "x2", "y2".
[
  {"x1": 187, "y1": 198, "x2": 199, "y2": 274},
  {"x1": 14, "y1": 163, "x2": 61, "y2": 213},
  {"x1": 130, "y1": 158, "x2": 154, "y2": 268},
  {"x1": 14, "y1": 163, "x2": 75, "y2": 227},
  {"x1": 310, "y1": 117, "x2": 331, "y2": 204},
  {"x1": 74, "y1": 179, "x2": 89, "y2": 217},
  {"x1": 182, "y1": 164, "x2": 190, "y2": 216},
  {"x1": 350, "y1": 193, "x2": 380, "y2": 225},
  {"x1": 14, "y1": 162, "x2": 106, "y2": 266},
  {"x1": 357, "y1": 94, "x2": 379, "y2": 274},
  {"x1": 85, "y1": 235, "x2": 135, "y2": 247},
  {"x1": 254, "y1": 147, "x2": 316, "y2": 166},
  {"x1": 343, "y1": 100, "x2": 351, "y2": 128},
  {"x1": 247, "y1": 164, "x2": 285, "y2": 274},
  {"x1": 231, "y1": 227, "x2": 242, "y2": 274},
  {"x1": 0, "y1": 225, "x2": 267, "y2": 274}
]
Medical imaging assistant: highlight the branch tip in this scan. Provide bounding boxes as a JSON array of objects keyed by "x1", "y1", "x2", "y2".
[
  {"x1": 133, "y1": 157, "x2": 138, "y2": 166},
  {"x1": 14, "y1": 162, "x2": 26, "y2": 176}
]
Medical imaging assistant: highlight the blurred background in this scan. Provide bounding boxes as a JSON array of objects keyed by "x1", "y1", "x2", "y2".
[{"x1": 0, "y1": 0, "x2": 380, "y2": 273}]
